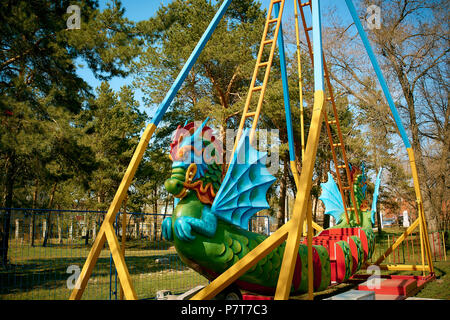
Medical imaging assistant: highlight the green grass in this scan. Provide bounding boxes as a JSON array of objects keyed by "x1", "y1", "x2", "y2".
[
  {"x1": 413, "y1": 255, "x2": 450, "y2": 300},
  {"x1": 0, "y1": 239, "x2": 208, "y2": 300},
  {"x1": 1, "y1": 227, "x2": 448, "y2": 300}
]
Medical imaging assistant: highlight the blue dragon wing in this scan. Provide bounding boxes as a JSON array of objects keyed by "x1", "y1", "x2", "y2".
[
  {"x1": 211, "y1": 129, "x2": 276, "y2": 229},
  {"x1": 370, "y1": 168, "x2": 383, "y2": 224},
  {"x1": 319, "y1": 172, "x2": 345, "y2": 224}
]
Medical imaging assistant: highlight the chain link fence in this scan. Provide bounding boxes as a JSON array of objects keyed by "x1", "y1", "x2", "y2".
[
  {"x1": 0, "y1": 208, "x2": 271, "y2": 300},
  {"x1": 4, "y1": 207, "x2": 444, "y2": 299}
]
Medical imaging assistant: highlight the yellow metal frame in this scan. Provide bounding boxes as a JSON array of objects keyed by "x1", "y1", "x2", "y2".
[
  {"x1": 69, "y1": 0, "x2": 434, "y2": 301},
  {"x1": 297, "y1": 0, "x2": 359, "y2": 226},
  {"x1": 69, "y1": 123, "x2": 157, "y2": 300},
  {"x1": 294, "y1": 0, "x2": 324, "y2": 237},
  {"x1": 294, "y1": 0, "x2": 305, "y2": 161},
  {"x1": 119, "y1": 195, "x2": 128, "y2": 300},
  {"x1": 231, "y1": 0, "x2": 286, "y2": 155},
  {"x1": 192, "y1": 0, "x2": 322, "y2": 300},
  {"x1": 192, "y1": 0, "x2": 434, "y2": 300},
  {"x1": 358, "y1": 148, "x2": 434, "y2": 275},
  {"x1": 191, "y1": 90, "x2": 325, "y2": 300}
]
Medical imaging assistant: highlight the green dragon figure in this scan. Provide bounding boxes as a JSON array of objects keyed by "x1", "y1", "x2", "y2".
[
  {"x1": 161, "y1": 120, "x2": 381, "y2": 295},
  {"x1": 319, "y1": 164, "x2": 383, "y2": 230}
]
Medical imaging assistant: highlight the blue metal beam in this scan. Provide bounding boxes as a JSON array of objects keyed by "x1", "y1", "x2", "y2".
[
  {"x1": 150, "y1": 0, "x2": 233, "y2": 126},
  {"x1": 274, "y1": 3, "x2": 296, "y2": 162},
  {"x1": 344, "y1": 0, "x2": 411, "y2": 148},
  {"x1": 312, "y1": 0, "x2": 324, "y2": 92}
]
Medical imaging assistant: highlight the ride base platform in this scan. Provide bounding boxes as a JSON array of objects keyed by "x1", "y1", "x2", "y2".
[{"x1": 350, "y1": 273, "x2": 435, "y2": 300}]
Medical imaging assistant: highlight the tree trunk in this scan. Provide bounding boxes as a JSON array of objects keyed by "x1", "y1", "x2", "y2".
[
  {"x1": 84, "y1": 212, "x2": 90, "y2": 246},
  {"x1": 313, "y1": 162, "x2": 324, "y2": 222},
  {"x1": 385, "y1": 48, "x2": 439, "y2": 231},
  {"x1": 42, "y1": 182, "x2": 57, "y2": 247},
  {"x1": 30, "y1": 181, "x2": 38, "y2": 247},
  {"x1": 220, "y1": 118, "x2": 227, "y2": 178},
  {"x1": 277, "y1": 154, "x2": 288, "y2": 229},
  {"x1": 376, "y1": 202, "x2": 383, "y2": 236},
  {"x1": 313, "y1": 196, "x2": 319, "y2": 223},
  {"x1": 153, "y1": 187, "x2": 158, "y2": 241},
  {"x1": 57, "y1": 213, "x2": 62, "y2": 244},
  {"x1": 436, "y1": 103, "x2": 450, "y2": 231},
  {"x1": 1, "y1": 152, "x2": 15, "y2": 267},
  {"x1": 322, "y1": 160, "x2": 331, "y2": 229}
]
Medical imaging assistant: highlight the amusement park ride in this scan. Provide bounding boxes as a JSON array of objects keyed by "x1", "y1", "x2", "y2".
[{"x1": 69, "y1": 0, "x2": 435, "y2": 300}]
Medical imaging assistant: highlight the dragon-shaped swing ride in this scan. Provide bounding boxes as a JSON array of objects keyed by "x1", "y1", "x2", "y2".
[
  {"x1": 70, "y1": 0, "x2": 434, "y2": 300},
  {"x1": 68, "y1": 0, "x2": 433, "y2": 301},
  {"x1": 161, "y1": 119, "x2": 383, "y2": 295}
]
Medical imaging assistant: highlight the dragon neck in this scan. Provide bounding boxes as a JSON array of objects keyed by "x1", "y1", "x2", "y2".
[
  {"x1": 353, "y1": 173, "x2": 369, "y2": 213},
  {"x1": 181, "y1": 162, "x2": 223, "y2": 205}
]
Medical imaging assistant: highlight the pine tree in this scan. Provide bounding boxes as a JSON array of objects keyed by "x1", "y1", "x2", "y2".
[
  {"x1": 78, "y1": 82, "x2": 146, "y2": 211},
  {"x1": 0, "y1": 0, "x2": 141, "y2": 264}
]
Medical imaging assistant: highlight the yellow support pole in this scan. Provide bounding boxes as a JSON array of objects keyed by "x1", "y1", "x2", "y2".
[
  {"x1": 291, "y1": 160, "x2": 309, "y2": 237},
  {"x1": 407, "y1": 147, "x2": 434, "y2": 274},
  {"x1": 230, "y1": 0, "x2": 287, "y2": 163},
  {"x1": 302, "y1": 220, "x2": 308, "y2": 237},
  {"x1": 312, "y1": 220, "x2": 323, "y2": 232},
  {"x1": 69, "y1": 123, "x2": 156, "y2": 300},
  {"x1": 192, "y1": 91, "x2": 325, "y2": 300},
  {"x1": 191, "y1": 224, "x2": 289, "y2": 300},
  {"x1": 368, "y1": 147, "x2": 434, "y2": 275},
  {"x1": 374, "y1": 218, "x2": 420, "y2": 266},
  {"x1": 376, "y1": 264, "x2": 430, "y2": 272},
  {"x1": 294, "y1": 0, "x2": 311, "y2": 238},
  {"x1": 419, "y1": 212, "x2": 426, "y2": 276},
  {"x1": 274, "y1": 90, "x2": 324, "y2": 300},
  {"x1": 421, "y1": 204, "x2": 434, "y2": 272},
  {"x1": 104, "y1": 225, "x2": 136, "y2": 299},
  {"x1": 406, "y1": 148, "x2": 426, "y2": 275},
  {"x1": 70, "y1": 230, "x2": 107, "y2": 299},
  {"x1": 302, "y1": 212, "x2": 323, "y2": 235},
  {"x1": 294, "y1": 0, "x2": 306, "y2": 161},
  {"x1": 306, "y1": 198, "x2": 314, "y2": 300},
  {"x1": 120, "y1": 195, "x2": 128, "y2": 300},
  {"x1": 290, "y1": 160, "x2": 301, "y2": 194},
  {"x1": 249, "y1": 1, "x2": 285, "y2": 143},
  {"x1": 387, "y1": 234, "x2": 391, "y2": 263}
]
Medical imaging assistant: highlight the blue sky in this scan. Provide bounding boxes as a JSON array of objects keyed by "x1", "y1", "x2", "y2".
[{"x1": 77, "y1": 0, "x2": 354, "y2": 112}]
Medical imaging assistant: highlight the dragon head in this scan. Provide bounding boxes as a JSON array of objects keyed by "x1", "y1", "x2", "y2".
[{"x1": 164, "y1": 119, "x2": 223, "y2": 204}]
